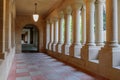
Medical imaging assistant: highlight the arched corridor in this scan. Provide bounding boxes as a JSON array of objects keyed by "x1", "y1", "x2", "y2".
[{"x1": 0, "y1": 0, "x2": 120, "y2": 80}]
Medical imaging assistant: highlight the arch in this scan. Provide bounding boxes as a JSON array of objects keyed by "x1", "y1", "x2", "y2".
[
  {"x1": 23, "y1": 24, "x2": 39, "y2": 30},
  {"x1": 21, "y1": 24, "x2": 39, "y2": 52}
]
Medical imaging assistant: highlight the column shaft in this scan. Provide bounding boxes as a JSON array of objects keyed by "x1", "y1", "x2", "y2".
[
  {"x1": 11, "y1": 15, "x2": 13, "y2": 48},
  {"x1": 69, "y1": 4, "x2": 82, "y2": 57},
  {"x1": 87, "y1": 0, "x2": 95, "y2": 46},
  {"x1": 72, "y1": 6, "x2": 81, "y2": 45},
  {"x1": 8, "y1": 5, "x2": 12, "y2": 49},
  {"x1": 54, "y1": 19, "x2": 58, "y2": 44},
  {"x1": 51, "y1": 21, "x2": 54, "y2": 51},
  {"x1": 56, "y1": 12, "x2": 64, "y2": 53},
  {"x1": 106, "y1": 0, "x2": 118, "y2": 46},
  {"x1": 53, "y1": 19, "x2": 58, "y2": 51},
  {"x1": 46, "y1": 21, "x2": 50, "y2": 49},
  {"x1": 48, "y1": 22, "x2": 54, "y2": 50},
  {"x1": 118, "y1": 1, "x2": 120, "y2": 43},
  {"x1": 81, "y1": 6, "x2": 86, "y2": 45},
  {"x1": 0, "y1": 1, "x2": 3, "y2": 53},
  {"x1": 65, "y1": 13, "x2": 71, "y2": 44},
  {"x1": 12, "y1": 14, "x2": 15, "y2": 48},
  {"x1": 51, "y1": 22, "x2": 54, "y2": 49},
  {"x1": 59, "y1": 17, "x2": 64, "y2": 44},
  {"x1": 4, "y1": 0, "x2": 9, "y2": 52},
  {"x1": 95, "y1": 1, "x2": 104, "y2": 46},
  {"x1": 62, "y1": 7, "x2": 72, "y2": 55},
  {"x1": 0, "y1": 0, "x2": 5, "y2": 59}
]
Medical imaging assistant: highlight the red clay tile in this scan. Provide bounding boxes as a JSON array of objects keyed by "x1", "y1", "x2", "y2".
[
  {"x1": 7, "y1": 53, "x2": 108, "y2": 80},
  {"x1": 16, "y1": 72, "x2": 30, "y2": 77}
]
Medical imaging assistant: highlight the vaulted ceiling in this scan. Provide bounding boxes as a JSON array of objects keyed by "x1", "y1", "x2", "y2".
[{"x1": 16, "y1": 0, "x2": 63, "y2": 17}]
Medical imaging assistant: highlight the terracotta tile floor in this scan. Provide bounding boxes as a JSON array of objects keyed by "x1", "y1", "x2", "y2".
[{"x1": 7, "y1": 53, "x2": 108, "y2": 80}]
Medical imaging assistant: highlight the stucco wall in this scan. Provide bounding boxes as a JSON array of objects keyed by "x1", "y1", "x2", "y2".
[{"x1": 15, "y1": 15, "x2": 46, "y2": 53}]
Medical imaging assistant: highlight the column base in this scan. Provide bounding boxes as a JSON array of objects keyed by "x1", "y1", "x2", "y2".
[
  {"x1": 98, "y1": 46, "x2": 120, "y2": 78},
  {"x1": 46, "y1": 43, "x2": 49, "y2": 49},
  {"x1": 87, "y1": 42, "x2": 96, "y2": 46},
  {"x1": 81, "y1": 42, "x2": 86, "y2": 45},
  {"x1": 96, "y1": 42, "x2": 104, "y2": 46},
  {"x1": 0, "y1": 54, "x2": 5, "y2": 59},
  {"x1": 80, "y1": 45, "x2": 101, "y2": 73},
  {"x1": 51, "y1": 43, "x2": 54, "y2": 51},
  {"x1": 53, "y1": 43, "x2": 57, "y2": 52},
  {"x1": 48, "y1": 42, "x2": 53, "y2": 50},
  {"x1": 7, "y1": 48, "x2": 10, "y2": 53},
  {"x1": 69, "y1": 44, "x2": 82, "y2": 58},
  {"x1": 105, "y1": 42, "x2": 119, "y2": 47},
  {"x1": 9, "y1": 47, "x2": 13, "y2": 53},
  {"x1": 3, "y1": 48, "x2": 10, "y2": 57},
  {"x1": 62, "y1": 44, "x2": 71, "y2": 55},
  {"x1": 109, "y1": 43, "x2": 119, "y2": 47},
  {"x1": 56, "y1": 43, "x2": 63, "y2": 53},
  {"x1": 81, "y1": 45, "x2": 101, "y2": 61}
]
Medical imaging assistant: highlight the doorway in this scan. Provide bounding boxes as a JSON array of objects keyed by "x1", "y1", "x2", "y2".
[{"x1": 21, "y1": 24, "x2": 39, "y2": 52}]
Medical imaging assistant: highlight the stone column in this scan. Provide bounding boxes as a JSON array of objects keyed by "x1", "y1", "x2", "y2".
[
  {"x1": 48, "y1": 21, "x2": 54, "y2": 50},
  {"x1": 87, "y1": 0, "x2": 96, "y2": 46},
  {"x1": 106, "y1": 0, "x2": 118, "y2": 47},
  {"x1": 8, "y1": 2, "x2": 12, "y2": 51},
  {"x1": 53, "y1": 18, "x2": 58, "y2": 52},
  {"x1": 70, "y1": 3, "x2": 82, "y2": 57},
  {"x1": 62, "y1": 6, "x2": 72, "y2": 55},
  {"x1": 81, "y1": 0, "x2": 101, "y2": 61},
  {"x1": 51, "y1": 20, "x2": 55, "y2": 51},
  {"x1": 0, "y1": 0, "x2": 4, "y2": 59},
  {"x1": 98, "y1": 0, "x2": 120, "y2": 76},
  {"x1": 95, "y1": 0, "x2": 105, "y2": 46},
  {"x1": 9, "y1": 1, "x2": 15, "y2": 50},
  {"x1": 65, "y1": 10, "x2": 71, "y2": 45},
  {"x1": 56, "y1": 12, "x2": 64, "y2": 53},
  {"x1": 46, "y1": 20, "x2": 50, "y2": 49},
  {"x1": 118, "y1": 0, "x2": 120, "y2": 44},
  {"x1": 81, "y1": 5, "x2": 86, "y2": 45},
  {"x1": 11, "y1": 10, "x2": 13, "y2": 49},
  {"x1": 12, "y1": 2, "x2": 16, "y2": 49},
  {"x1": 3, "y1": 0, "x2": 9, "y2": 53},
  {"x1": 12, "y1": 2, "x2": 16, "y2": 50},
  {"x1": 72, "y1": 4, "x2": 82, "y2": 45}
]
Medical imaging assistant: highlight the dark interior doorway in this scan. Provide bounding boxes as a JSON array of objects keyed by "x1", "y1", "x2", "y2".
[{"x1": 21, "y1": 24, "x2": 39, "y2": 52}]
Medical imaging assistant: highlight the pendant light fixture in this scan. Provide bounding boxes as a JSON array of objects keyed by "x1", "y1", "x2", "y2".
[{"x1": 33, "y1": 3, "x2": 39, "y2": 22}]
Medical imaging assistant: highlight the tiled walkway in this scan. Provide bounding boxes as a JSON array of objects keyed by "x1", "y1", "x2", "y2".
[
  {"x1": 8, "y1": 53, "x2": 108, "y2": 80},
  {"x1": 22, "y1": 44, "x2": 38, "y2": 52}
]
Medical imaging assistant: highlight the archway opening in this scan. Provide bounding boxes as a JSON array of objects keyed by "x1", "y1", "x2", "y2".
[{"x1": 21, "y1": 24, "x2": 39, "y2": 52}]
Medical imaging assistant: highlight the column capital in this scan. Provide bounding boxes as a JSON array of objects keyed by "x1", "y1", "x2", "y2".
[
  {"x1": 64, "y1": 6, "x2": 72, "y2": 15},
  {"x1": 46, "y1": 20, "x2": 50, "y2": 24},
  {"x1": 59, "y1": 11, "x2": 64, "y2": 18},
  {"x1": 95, "y1": 0, "x2": 105, "y2": 4},
  {"x1": 89, "y1": 0, "x2": 96, "y2": 3},
  {"x1": 70, "y1": 0, "x2": 84, "y2": 4},
  {"x1": 72, "y1": 3, "x2": 83, "y2": 10},
  {"x1": 82, "y1": 5, "x2": 86, "y2": 10},
  {"x1": 49, "y1": 18, "x2": 54, "y2": 24},
  {"x1": 53, "y1": 17, "x2": 58, "y2": 22}
]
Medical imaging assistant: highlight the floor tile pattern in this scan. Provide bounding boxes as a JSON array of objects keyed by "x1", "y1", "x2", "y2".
[{"x1": 7, "y1": 53, "x2": 108, "y2": 80}]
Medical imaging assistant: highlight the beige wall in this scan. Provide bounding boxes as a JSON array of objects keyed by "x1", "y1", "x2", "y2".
[{"x1": 15, "y1": 15, "x2": 46, "y2": 53}]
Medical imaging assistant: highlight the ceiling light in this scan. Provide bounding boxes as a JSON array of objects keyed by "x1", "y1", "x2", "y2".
[{"x1": 33, "y1": 3, "x2": 39, "y2": 22}]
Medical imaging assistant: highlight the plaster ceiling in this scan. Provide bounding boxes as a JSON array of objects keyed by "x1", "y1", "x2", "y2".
[{"x1": 16, "y1": 0, "x2": 63, "y2": 17}]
